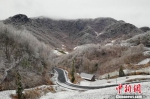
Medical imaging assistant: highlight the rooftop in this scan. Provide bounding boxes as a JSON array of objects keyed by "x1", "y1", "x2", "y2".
[{"x1": 80, "y1": 73, "x2": 95, "y2": 80}]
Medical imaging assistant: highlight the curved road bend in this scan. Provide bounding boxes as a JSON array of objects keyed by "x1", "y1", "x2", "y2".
[
  {"x1": 54, "y1": 67, "x2": 119, "y2": 89},
  {"x1": 54, "y1": 67, "x2": 150, "y2": 90}
]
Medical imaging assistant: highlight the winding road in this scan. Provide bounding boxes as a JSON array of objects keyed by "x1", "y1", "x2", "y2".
[{"x1": 54, "y1": 67, "x2": 144, "y2": 90}]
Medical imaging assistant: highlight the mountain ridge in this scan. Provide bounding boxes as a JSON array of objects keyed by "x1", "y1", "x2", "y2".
[{"x1": 3, "y1": 14, "x2": 143, "y2": 50}]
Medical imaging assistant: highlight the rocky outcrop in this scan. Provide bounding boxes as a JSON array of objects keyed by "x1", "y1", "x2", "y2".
[{"x1": 4, "y1": 14, "x2": 30, "y2": 24}]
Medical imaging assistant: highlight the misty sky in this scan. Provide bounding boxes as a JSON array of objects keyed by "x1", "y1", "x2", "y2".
[{"x1": 0, "y1": 0, "x2": 150, "y2": 27}]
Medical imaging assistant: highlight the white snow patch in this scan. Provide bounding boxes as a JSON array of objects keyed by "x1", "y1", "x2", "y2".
[
  {"x1": 124, "y1": 67, "x2": 150, "y2": 75},
  {"x1": 98, "y1": 32, "x2": 102, "y2": 36},
  {"x1": 105, "y1": 43, "x2": 113, "y2": 46},
  {"x1": 0, "y1": 90, "x2": 15, "y2": 99},
  {"x1": 80, "y1": 80, "x2": 91, "y2": 86},
  {"x1": 94, "y1": 31, "x2": 99, "y2": 36},
  {"x1": 105, "y1": 40, "x2": 116, "y2": 46},
  {"x1": 144, "y1": 47, "x2": 150, "y2": 51},
  {"x1": 94, "y1": 31, "x2": 103, "y2": 36},
  {"x1": 40, "y1": 91, "x2": 79, "y2": 99},
  {"x1": 111, "y1": 40, "x2": 115, "y2": 43},
  {"x1": 53, "y1": 50, "x2": 63, "y2": 56},
  {"x1": 61, "y1": 44, "x2": 66, "y2": 50},
  {"x1": 73, "y1": 47, "x2": 77, "y2": 50},
  {"x1": 99, "y1": 71, "x2": 119, "y2": 79},
  {"x1": 137, "y1": 58, "x2": 150, "y2": 65},
  {"x1": 73, "y1": 46, "x2": 79, "y2": 50},
  {"x1": 80, "y1": 75, "x2": 150, "y2": 86},
  {"x1": 53, "y1": 50, "x2": 69, "y2": 55},
  {"x1": 73, "y1": 46, "x2": 84, "y2": 50},
  {"x1": 143, "y1": 51, "x2": 150, "y2": 56},
  {"x1": 120, "y1": 42, "x2": 130, "y2": 46},
  {"x1": 65, "y1": 52, "x2": 69, "y2": 54}
]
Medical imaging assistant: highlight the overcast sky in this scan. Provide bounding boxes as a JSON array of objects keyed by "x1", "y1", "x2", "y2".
[{"x1": 0, "y1": 0, "x2": 150, "y2": 27}]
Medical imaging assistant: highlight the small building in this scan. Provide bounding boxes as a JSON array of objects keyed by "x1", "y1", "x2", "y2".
[{"x1": 80, "y1": 73, "x2": 95, "y2": 81}]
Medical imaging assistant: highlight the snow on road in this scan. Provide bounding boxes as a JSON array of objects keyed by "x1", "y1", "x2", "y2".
[
  {"x1": 40, "y1": 82, "x2": 150, "y2": 99},
  {"x1": 1, "y1": 82, "x2": 150, "y2": 99}
]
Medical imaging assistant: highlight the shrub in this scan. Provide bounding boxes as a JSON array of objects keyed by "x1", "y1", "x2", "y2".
[
  {"x1": 119, "y1": 66, "x2": 125, "y2": 77},
  {"x1": 24, "y1": 89, "x2": 41, "y2": 99},
  {"x1": 23, "y1": 86, "x2": 55, "y2": 99}
]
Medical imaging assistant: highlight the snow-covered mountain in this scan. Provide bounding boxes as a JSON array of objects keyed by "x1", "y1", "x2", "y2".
[
  {"x1": 3, "y1": 14, "x2": 143, "y2": 50},
  {"x1": 0, "y1": 14, "x2": 150, "y2": 96}
]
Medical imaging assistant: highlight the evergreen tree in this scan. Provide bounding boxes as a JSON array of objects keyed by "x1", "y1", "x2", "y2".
[
  {"x1": 119, "y1": 66, "x2": 125, "y2": 77},
  {"x1": 108, "y1": 74, "x2": 110, "y2": 79},
  {"x1": 15, "y1": 71, "x2": 24, "y2": 99},
  {"x1": 71, "y1": 59, "x2": 75, "y2": 83}
]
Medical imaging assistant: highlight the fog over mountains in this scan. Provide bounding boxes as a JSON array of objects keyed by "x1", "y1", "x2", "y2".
[{"x1": 3, "y1": 14, "x2": 144, "y2": 50}]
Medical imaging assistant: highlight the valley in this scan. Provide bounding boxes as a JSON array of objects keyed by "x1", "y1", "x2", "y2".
[{"x1": 0, "y1": 14, "x2": 150, "y2": 99}]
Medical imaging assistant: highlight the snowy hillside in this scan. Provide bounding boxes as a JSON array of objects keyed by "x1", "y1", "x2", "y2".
[
  {"x1": 1, "y1": 75, "x2": 150, "y2": 99},
  {"x1": 41, "y1": 82, "x2": 150, "y2": 99}
]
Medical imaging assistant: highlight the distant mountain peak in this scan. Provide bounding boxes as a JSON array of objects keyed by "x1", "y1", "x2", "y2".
[
  {"x1": 11, "y1": 14, "x2": 29, "y2": 22},
  {"x1": 4, "y1": 14, "x2": 29, "y2": 24},
  {"x1": 140, "y1": 26, "x2": 150, "y2": 32}
]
